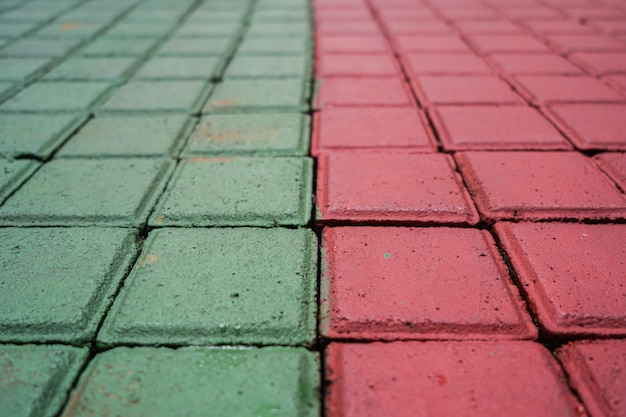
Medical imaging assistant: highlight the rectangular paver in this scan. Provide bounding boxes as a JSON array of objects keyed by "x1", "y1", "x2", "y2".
[
  {"x1": 594, "y1": 152, "x2": 626, "y2": 191},
  {"x1": 225, "y1": 55, "x2": 310, "y2": 78},
  {"x1": 413, "y1": 75, "x2": 522, "y2": 106},
  {"x1": 0, "y1": 158, "x2": 39, "y2": 204},
  {"x1": 0, "y1": 81, "x2": 110, "y2": 111},
  {"x1": 316, "y1": 77, "x2": 413, "y2": 107},
  {"x1": 133, "y1": 56, "x2": 224, "y2": 80},
  {"x1": 512, "y1": 75, "x2": 626, "y2": 105},
  {"x1": 204, "y1": 78, "x2": 308, "y2": 112},
  {"x1": 43, "y1": 57, "x2": 136, "y2": 81}
]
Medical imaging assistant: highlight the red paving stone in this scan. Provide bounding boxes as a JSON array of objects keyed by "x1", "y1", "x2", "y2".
[
  {"x1": 453, "y1": 20, "x2": 523, "y2": 35},
  {"x1": 568, "y1": 52, "x2": 626, "y2": 76},
  {"x1": 317, "y1": 35, "x2": 390, "y2": 54},
  {"x1": 545, "y1": 34, "x2": 626, "y2": 54},
  {"x1": 465, "y1": 35, "x2": 554, "y2": 54},
  {"x1": 402, "y1": 52, "x2": 493, "y2": 75},
  {"x1": 316, "y1": 77, "x2": 413, "y2": 107},
  {"x1": 512, "y1": 75, "x2": 626, "y2": 105},
  {"x1": 317, "y1": 53, "x2": 401, "y2": 77},
  {"x1": 488, "y1": 53, "x2": 584, "y2": 75},
  {"x1": 393, "y1": 34, "x2": 473, "y2": 53},
  {"x1": 594, "y1": 153, "x2": 626, "y2": 191},
  {"x1": 414, "y1": 75, "x2": 522, "y2": 106}
]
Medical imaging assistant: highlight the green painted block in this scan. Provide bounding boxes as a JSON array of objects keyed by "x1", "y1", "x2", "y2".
[
  {"x1": 101, "y1": 80, "x2": 211, "y2": 113},
  {"x1": 98, "y1": 227, "x2": 317, "y2": 346},
  {"x1": 149, "y1": 157, "x2": 312, "y2": 226},
  {"x1": 0, "y1": 81, "x2": 110, "y2": 112},
  {"x1": 124, "y1": 9, "x2": 187, "y2": 23},
  {"x1": 0, "y1": 113, "x2": 85, "y2": 158},
  {"x1": 237, "y1": 37, "x2": 309, "y2": 55},
  {"x1": 58, "y1": 115, "x2": 192, "y2": 157},
  {"x1": 176, "y1": 22, "x2": 241, "y2": 37},
  {"x1": 247, "y1": 22, "x2": 310, "y2": 37},
  {"x1": 0, "y1": 159, "x2": 39, "y2": 204},
  {"x1": 134, "y1": 56, "x2": 223, "y2": 80},
  {"x1": 0, "y1": 57, "x2": 51, "y2": 81},
  {"x1": 0, "y1": 22, "x2": 37, "y2": 38},
  {"x1": 184, "y1": 113, "x2": 309, "y2": 156},
  {"x1": 105, "y1": 22, "x2": 171, "y2": 38},
  {"x1": 43, "y1": 57, "x2": 136, "y2": 81},
  {"x1": 61, "y1": 347, "x2": 319, "y2": 417},
  {"x1": 253, "y1": 10, "x2": 309, "y2": 21},
  {"x1": 0, "y1": 158, "x2": 174, "y2": 226},
  {"x1": 0, "y1": 39, "x2": 82, "y2": 57},
  {"x1": 79, "y1": 37, "x2": 157, "y2": 56},
  {"x1": 0, "y1": 345, "x2": 88, "y2": 417},
  {"x1": 36, "y1": 21, "x2": 104, "y2": 39},
  {"x1": 204, "y1": 79, "x2": 309, "y2": 113},
  {"x1": 225, "y1": 54, "x2": 309, "y2": 78},
  {"x1": 0, "y1": 227, "x2": 138, "y2": 342},
  {"x1": 0, "y1": 81, "x2": 15, "y2": 99},
  {"x1": 157, "y1": 36, "x2": 235, "y2": 56}
]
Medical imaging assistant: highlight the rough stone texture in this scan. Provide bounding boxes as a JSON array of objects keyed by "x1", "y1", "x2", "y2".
[
  {"x1": 134, "y1": 56, "x2": 223, "y2": 80},
  {"x1": 512, "y1": 76, "x2": 626, "y2": 105},
  {"x1": 98, "y1": 228, "x2": 317, "y2": 346},
  {"x1": 0, "y1": 159, "x2": 39, "y2": 204},
  {"x1": 0, "y1": 158, "x2": 174, "y2": 226},
  {"x1": 0, "y1": 81, "x2": 110, "y2": 111},
  {"x1": 61, "y1": 347, "x2": 319, "y2": 417},
  {"x1": 0, "y1": 227, "x2": 138, "y2": 343},
  {"x1": 558, "y1": 340, "x2": 626, "y2": 417},
  {"x1": 414, "y1": 75, "x2": 522, "y2": 106},
  {"x1": 321, "y1": 227, "x2": 536, "y2": 340},
  {"x1": 225, "y1": 55, "x2": 309, "y2": 78},
  {"x1": 456, "y1": 151, "x2": 626, "y2": 221},
  {"x1": 326, "y1": 341, "x2": 585, "y2": 417},
  {"x1": 43, "y1": 57, "x2": 136, "y2": 81},
  {"x1": 204, "y1": 79, "x2": 308, "y2": 112},
  {"x1": 316, "y1": 153, "x2": 479, "y2": 225},
  {"x1": 495, "y1": 222, "x2": 626, "y2": 338},
  {"x1": 149, "y1": 157, "x2": 312, "y2": 227},
  {"x1": 594, "y1": 153, "x2": 626, "y2": 190},
  {"x1": 0, "y1": 345, "x2": 88, "y2": 417},
  {"x1": 316, "y1": 77, "x2": 413, "y2": 107}
]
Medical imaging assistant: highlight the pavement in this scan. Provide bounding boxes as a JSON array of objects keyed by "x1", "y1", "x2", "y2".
[{"x1": 0, "y1": 0, "x2": 625, "y2": 416}]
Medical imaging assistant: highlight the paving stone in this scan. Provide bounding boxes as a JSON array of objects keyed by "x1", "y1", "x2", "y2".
[
  {"x1": 204, "y1": 79, "x2": 308, "y2": 113},
  {"x1": 414, "y1": 75, "x2": 522, "y2": 106},
  {"x1": 317, "y1": 53, "x2": 400, "y2": 77},
  {"x1": 456, "y1": 151, "x2": 626, "y2": 221},
  {"x1": 587, "y1": 19, "x2": 626, "y2": 35},
  {"x1": 247, "y1": 22, "x2": 310, "y2": 37},
  {"x1": 36, "y1": 20, "x2": 104, "y2": 39},
  {"x1": 316, "y1": 77, "x2": 413, "y2": 107},
  {"x1": 149, "y1": 157, "x2": 312, "y2": 227},
  {"x1": 185, "y1": 113, "x2": 309, "y2": 156},
  {"x1": 386, "y1": 20, "x2": 452, "y2": 36},
  {"x1": 225, "y1": 54, "x2": 309, "y2": 78},
  {"x1": 101, "y1": 80, "x2": 211, "y2": 113},
  {"x1": 0, "y1": 57, "x2": 51, "y2": 81},
  {"x1": 0, "y1": 158, "x2": 174, "y2": 226},
  {"x1": 543, "y1": 104, "x2": 626, "y2": 150},
  {"x1": 0, "y1": 227, "x2": 138, "y2": 342},
  {"x1": 316, "y1": 35, "x2": 390, "y2": 54},
  {"x1": 238, "y1": 36, "x2": 308, "y2": 55},
  {"x1": 402, "y1": 52, "x2": 493, "y2": 75},
  {"x1": 488, "y1": 53, "x2": 584, "y2": 75},
  {"x1": 558, "y1": 340, "x2": 626, "y2": 417},
  {"x1": 0, "y1": 21, "x2": 37, "y2": 38},
  {"x1": 0, "y1": 38, "x2": 82, "y2": 57},
  {"x1": 0, "y1": 113, "x2": 85, "y2": 158},
  {"x1": 321, "y1": 227, "x2": 536, "y2": 340},
  {"x1": 58, "y1": 115, "x2": 192, "y2": 157},
  {"x1": 394, "y1": 34, "x2": 472, "y2": 53},
  {"x1": 594, "y1": 152, "x2": 626, "y2": 190},
  {"x1": 317, "y1": 20, "x2": 380, "y2": 36},
  {"x1": 0, "y1": 345, "x2": 88, "y2": 417},
  {"x1": 79, "y1": 37, "x2": 157, "y2": 56},
  {"x1": 105, "y1": 22, "x2": 171, "y2": 38},
  {"x1": 606, "y1": 74, "x2": 626, "y2": 95},
  {"x1": 568, "y1": 52, "x2": 626, "y2": 76},
  {"x1": 519, "y1": 19, "x2": 598, "y2": 36},
  {"x1": 546, "y1": 34, "x2": 626, "y2": 53},
  {"x1": 43, "y1": 56, "x2": 135, "y2": 81},
  {"x1": 99, "y1": 227, "x2": 316, "y2": 345},
  {"x1": 316, "y1": 153, "x2": 479, "y2": 224},
  {"x1": 0, "y1": 158, "x2": 38, "y2": 204},
  {"x1": 134, "y1": 56, "x2": 223, "y2": 80},
  {"x1": 176, "y1": 22, "x2": 241, "y2": 37},
  {"x1": 430, "y1": 106, "x2": 570, "y2": 150},
  {"x1": 326, "y1": 341, "x2": 585, "y2": 417},
  {"x1": 312, "y1": 107, "x2": 435, "y2": 154},
  {"x1": 61, "y1": 347, "x2": 319, "y2": 417},
  {"x1": 495, "y1": 222, "x2": 626, "y2": 337},
  {"x1": 157, "y1": 36, "x2": 235, "y2": 56},
  {"x1": 513, "y1": 75, "x2": 625, "y2": 105},
  {"x1": 466, "y1": 35, "x2": 553, "y2": 54},
  {"x1": 0, "y1": 81, "x2": 110, "y2": 111},
  {"x1": 454, "y1": 20, "x2": 523, "y2": 35}
]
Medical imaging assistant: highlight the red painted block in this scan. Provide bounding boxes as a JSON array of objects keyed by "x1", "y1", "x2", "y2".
[
  {"x1": 488, "y1": 53, "x2": 584, "y2": 75},
  {"x1": 512, "y1": 75, "x2": 626, "y2": 105},
  {"x1": 594, "y1": 153, "x2": 626, "y2": 190},
  {"x1": 466, "y1": 35, "x2": 553, "y2": 54},
  {"x1": 568, "y1": 52, "x2": 626, "y2": 76},
  {"x1": 315, "y1": 9, "x2": 372, "y2": 22},
  {"x1": 558, "y1": 340, "x2": 626, "y2": 417},
  {"x1": 326, "y1": 341, "x2": 585, "y2": 417},
  {"x1": 456, "y1": 151, "x2": 626, "y2": 221},
  {"x1": 316, "y1": 77, "x2": 413, "y2": 107},
  {"x1": 317, "y1": 54, "x2": 401, "y2": 78},
  {"x1": 605, "y1": 74, "x2": 626, "y2": 95},
  {"x1": 503, "y1": 8, "x2": 566, "y2": 20},
  {"x1": 546, "y1": 34, "x2": 626, "y2": 53},
  {"x1": 495, "y1": 222, "x2": 626, "y2": 337},
  {"x1": 377, "y1": 9, "x2": 439, "y2": 21},
  {"x1": 402, "y1": 52, "x2": 493, "y2": 76},
  {"x1": 393, "y1": 34, "x2": 472, "y2": 53},
  {"x1": 430, "y1": 106, "x2": 570, "y2": 150},
  {"x1": 312, "y1": 107, "x2": 435, "y2": 154},
  {"x1": 437, "y1": 8, "x2": 500, "y2": 22},
  {"x1": 414, "y1": 75, "x2": 522, "y2": 106},
  {"x1": 385, "y1": 20, "x2": 452, "y2": 35},
  {"x1": 454, "y1": 20, "x2": 523, "y2": 35},
  {"x1": 320, "y1": 227, "x2": 537, "y2": 340},
  {"x1": 317, "y1": 35, "x2": 389, "y2": 55},
  {"x1": 586, "y1": 19, "x2": 626, "y2": 35},
  {"x1": 317, "y1": 21, "x2": 381, "y2": 36},
  {"x1": 543, "y1": 104, "x2": 626, "y2": 150},
  {"x1": 316, "y1": 153, "x2": 479, "y2": 224},
  {"x1": 519, "y1": 19, "x2": 598, "y2": 36}
]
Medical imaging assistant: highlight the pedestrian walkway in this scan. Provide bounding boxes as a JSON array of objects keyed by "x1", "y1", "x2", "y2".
[{"x1": 0, "y1": 0, "x2": 624, "y2": 416}]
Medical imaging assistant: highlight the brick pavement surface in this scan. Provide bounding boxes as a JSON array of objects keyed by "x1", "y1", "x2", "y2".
[{"x1": 0, "y1": 0, "x2": 625, "y2": 415}]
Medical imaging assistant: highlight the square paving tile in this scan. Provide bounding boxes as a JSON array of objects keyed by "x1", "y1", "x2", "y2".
[
  {"x1": 0, "y1": 39, "x2": 81, "y2": 57},
  {"x1": 466, "y1": 35, "x2": 553, "y2": 54},
  {"x1": 43, "y1": 57, "x2": 136, "y2": 81},
  {"x1": 0, "y1": 158, "x2": 174, "y2": 226},
  {"x1": 414, "y1": 75, "x2": 522, "y2": 106},
  {"x1": 0, "y1": 159, "x2": 39, "y2": 204},
  {"x1": 317, "y1": 53, "x2": 400, "y2": 77},
  {"x1": 316, "y1": 77, "x2": 413, "y2": 107},
  {"x1": 157, "y1": 36, "x2": 236, "y2": 56},
  {"x1": 204, "y1": 78, "x2": 308, "y2": 112},
  {"x1": 225, "y1": 54, "x2": 309, "y2": 78},
  {"x1": 0, "y1": 227, "x2": 138, "y2": 342},
  {"x1": 512, "y1": 75, "x2": 626, "y2": 105},
  {"x1": 238, "y1": 36, "x2": 309, "y2": 55},
  {"x1": 134, "y1": 56, "x2": 224, "y2": 80},
  {"x1": 394, "y1": 34, "x2": 472, "y2": 53},
  {"x1": 0, "y1": 57, "x2": 51, "y2": 81},
  {"x1": 0, "y1": 81, "x2": 110, "y2": 111},
  {"x1": 594, "y1": 152, "x2": 626, "y2": 190},
  {"x1": 456, "y1": 151, "x2": 626, "y2": 221},
  {"x1": 495, "y1": 222, "x2": 626, "y2": 337},
  {"x1": 487, "y1": 53, "x2": 584, "y2": 75},
  {"x1": 316, "y1": 153, "x2": 479, "y2": 225},
  {"x1": 316, "y1": 35, "x2": 389, "y2": 54},
  {"x1": 98, "y1": 228, "x2": 317, "y2": 346},
  {"x1": 402, "y1": 52, "x2": 493, "y2": 75},
  {"x1": 568, "y1": 52, "x2": 626, "y2": 76},
  {"x1": 321, "y1": 227, "x2": 536, "y2": 340},
  {"x1": 546, "y1": 34, "x2": 626, "y2": 54},
  {"x1": 79, "y1": 37, "x2": 157, "y2": 56}
]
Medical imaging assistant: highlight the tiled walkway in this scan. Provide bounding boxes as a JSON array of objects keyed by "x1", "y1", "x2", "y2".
[{"x1": 0, "y1": 0, "x2": 625, "y2": 416}]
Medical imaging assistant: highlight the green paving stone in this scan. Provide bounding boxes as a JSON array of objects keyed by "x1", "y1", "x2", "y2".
[
  {"x1": 0, "y1": 113, "x2": 85, "y2": 158},
  {"x1": 61, "y1": 347, "x2": 319, "y2": 417},
  {"x1": 101, "y1": 80, "x2": 211, "y2": 113},
  {"x1": 98, "y1": 228, "x2": 317, "y2": 346},
  {"x1": 186, "y1": 11, "x2": 246, "y2": 23},
  {"x1": 184, "y1": 113, "x2": 309, "y2": 156},
  {"x1": 134, "y1": 56, "x2": 223, "y2": 80},
  {"x1": 253, "y1": 10, "x2": 309, "y2": 21},
  {"x1": 176, "y1": 22, "x2": 241, "y2": 37},
  {"x1": 124, "y1": 9, "x2": 187, "y2": 23},
  {"x1": 0, "y1": 38, "x2": 82, "y2": 57},
  {"x1": 79, "y1": 37, "x2": 157, "y2": 56},
  {"x1": 0, "y1": 158, "x2": 39, "y2": 203},
  {"x1": 225, "y1": 55, "x2": 309, "y2": 78},
  {"x1": 0, "y1": 80, "x2": 14, "y2": 98},
  {"x1": 36, "y1": 20, "x2": 104, "y2": 38},
  {"x1": 105, "y1": 22, "x2": 171, "y2": 38},
  {"x1": 247, "y1": 22, "x2": 310, "y2": 37},
  {"x1": 237, "y1": 36, "x2": 309, "y2": 55},
  {"x1": 0, "y1": 81, "x2": 110, "y2": 112},
  {"x1": 0, "y1": 22, "x2": 36, "y2": 38},
  {"x1": 0, "y1": 345, "x2": 88, "y2": 417},
  {"x1": 0, "y1": 227, "x2": 138, "y2": 343},
  {"x1": 157, "y1": 36, "x2": 235, "y2": 56},
  {"x1": 0, "y1": 158, "x2": 174, "y2": 226},
  {"x1": 43, "y1": 57, "x2": 135, "y2": 81},
  {"x1": 204, "y1": 78, "x2": 308, "y2": 113},
  {"x1": 58, "y1": 114, "x2": 192, "y2": 157},
  {"x1": 149, "y1": 157, "x2": 312, "y2": 226},
  {"x1": 0, "y1": 57, "x2": 51, "y2": 81}
]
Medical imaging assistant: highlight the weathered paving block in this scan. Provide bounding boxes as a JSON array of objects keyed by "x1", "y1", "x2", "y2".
[
  {"x1": 134, "y1": 56, "x2": 224, "y2": 80},
  {"x1": 316, "y1": 77, "x2": 413, "y2": 107},
  {"x1": 61, "y1": 347, "x2": 319, "y2": 417},
  {"x1": 43, "y1": 57, "x2": 136, "y2": 81},
  {"x1": 413, "y1": 75, "x2": 522, "y2": 106},
  {"x1": 79, "y1": 37, "x2": 157, "y2": 56},
  {"x1": 402, "y1": 52, "x2": 493, "y2": 76},
  {"x1": 0, "y1": 57, "x2": 51, "y2": 81},
  {"x1": 225, "y1": 54, "x2": 309, "y2": 78},
  {"x1": 0, "y1": 113, "x2": 86, "y2": 158},
  {"x1": 512, "y1": 75, "x2": 626, "y2": 105},
  {"x1": 465, "y1": 34, "x2": 552, "y2": 54},
  {"x1": 317, "y1": 35, "x2": 390, "y2": 55},
  {"x1": 247, "y1": 22, "x2": 310, "y2": 37},
  {"x1": 569, "y1": 52, "x2": 626, "y2": 77},
  {"x1": 487, "y1": 53, "x2": 584, "y2": 75},
  {"x1": 0, "y1": 159, "x2": 39, "y2": 204},
  {"x1": 0, "y1": 81, "x2": 110, "y2": 112},
  {"x1": 317, "y1": 53, "x2": 400, "y2": 77},
  {"x1": 176, "y1": 22, "x2": 242, "y2": 38},
  {"x1": 321, "y1": 227, "x2": 536, "y2": 340},
  {"x1": 326, "y1": 341, "x2": 585, "y2": 417},
  {"x1": 0, "y1": 22, "x2": 37, "y2": 38},
  {"x1": 149, "y1": 157, "x2": 312, "y2": 227},
  {"x1": 0, "y1": 158, "x2": 174, "y2": 226},
  {"x1": 58, "y1": 115, "x2": 192, "y2": 157},
  {"x1": 157, "y1": 36, "x2": 236, "y2": 56},
  {"x1": 495, "y1": 222, "x2": 626, "y2": 338},
  {"x1": 204, "y1": 79, "x2": 308, "y2": 112},
  {"x1": 0, "y1": 38, "x2": 82, "y2": 57},
  {"x1": 594, "y1": 153, "x2": 626, "y2": 190},
  {"x1": 558, "y1": 340, "x2": 626, "y2": 417},
  {"x1": 104, "y1": 22, "x2": 172, "y2": 38},
  {"x1": 184, "y1": 113, "x2": 309, "y2": 156},
  {"x1": 98, "y1": 228, "x2": 317, "y2": 346},
  {"x1": 237, "y1": 37, "x2": 309, "y2": 55},
  {"x1": 0, "y1": 345, "x2": 88, "y2": 417},
  {"x1": 0, "y1": 227, "x2": 138, "y2": 342},
  {"x1": 36, "y1": 20, "x2": 105, "y2": 39},
  {"x1": 455, "y1": 151, "x2": 626, "y2": 221},
  {"x1": 316, "y1": 153, "x2": 479, "y2": 225}
]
